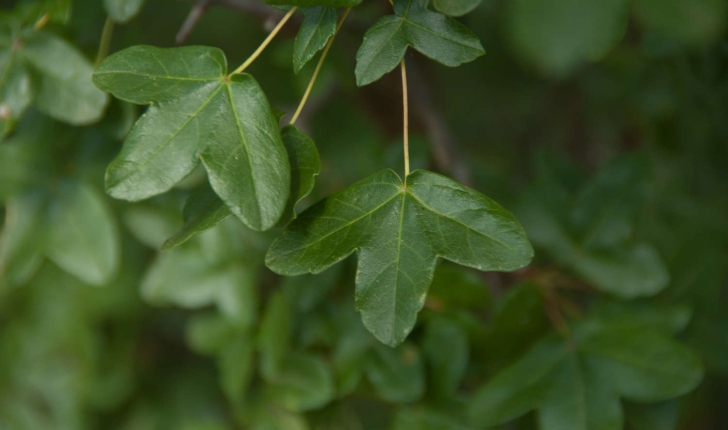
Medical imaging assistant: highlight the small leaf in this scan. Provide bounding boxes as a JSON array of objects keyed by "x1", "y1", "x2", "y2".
[
  {"x1": 45, "y1": 181, "x2": 120, "y2": 286},
  {"x1": 266, "y1": 169, "x2": 532, "y2": 346},
  {"x1": 355, "y1": 0, "x2": 484, "y2": 86},
  {"x1": 572, "y1": 244, "x2": 670, "y2": 298},
  {"x1": 162, "y1": 125, "x2": 321, "y2": 249},
  {"x1": 20, "y1": 30, "x2": 108, "y2": 125},
  {"x1": 265, "y1": 351, "x2": 335, "y2": 412},
  {"x1": 293, "y1": 7, "x2": 337, "y2": 74},
  {"x1": 469, "y1": 321, "x2": 704, "y2": 430},
  {"x1": 104, "y1": 0, "x2": 146, "y2": 23},
  {"x1": 432, "y1": 0, "x2": 483, "y2": 17},
  {"x1": 161, "y1": 184, "x2": 233, "y2": 250},
  {"x1": 506, "y1": 0, "x2": 629, "y2": 75},
  {"x1": 94, "y1": 45, "x2": 289, "y2": 231},
  {"x1": 366, "y1": 343, "x2": 425, "y2": 402}
]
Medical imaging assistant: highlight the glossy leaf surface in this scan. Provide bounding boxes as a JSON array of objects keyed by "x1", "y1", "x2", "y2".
[
  {"x1": 266, "y1": 169, "x2": 533, "y2": 346},
  {"x1": 93, "y1": 45, "x2": 289, "y2": 231},
  {"x1": 162, "y1": 125, "x2": 320, "y2": 249}
]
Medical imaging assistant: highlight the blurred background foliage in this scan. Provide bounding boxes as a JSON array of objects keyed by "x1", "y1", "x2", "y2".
[{"x1": 0, "y1": 0, "x2": 727, "y2": 428}]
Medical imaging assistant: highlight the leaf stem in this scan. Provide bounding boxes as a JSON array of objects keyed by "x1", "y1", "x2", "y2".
[
  {"x1": 95, "y1": 17, "x2": 115, "y2": 67},
  {"x1": 290, "y1": 7, "x2": 351, "y2": 126},
  {"x1": 229, "y1": 7, "x2": 297, "y2": 77},
  {"x1": 401, "y1": 59, "x2": 410, "y2": 177}
]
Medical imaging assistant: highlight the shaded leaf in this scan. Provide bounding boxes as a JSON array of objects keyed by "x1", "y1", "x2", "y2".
[
  {"x1": 432, "y1": 0, "x2": 483, "y2": 17},
  {"x1": 93, "y1": 45, "x2": 289, "y2": 231},
  {"x1": 571, "y1": 244, "x2": 670, "y2": 299},
  {"x1": 293, "y1": 7, "x2": 337, "y2": 74},
  {"x1": 422, "y1": 317, "x2": 469, "y2": 398},
  {"x1": 20, "y1": 30, "x2": 108, "y2": 125},
  {"x1": 469, "y1": 320, "x2": 703, "y2": 429},
  {"x1": 366, "y1": 343, "x2": 425, "y2": 402},
  {"x1": 355, "y1": 0, "x2": 484, "y2": 86},
  {"x1": 46, "y1": 181, "x2": 120, "y2": 286},
  {"x1": 162, "y1": 125, "x2": 321, "y2": 249},
  {"x1": 265, "y1": 351, "x2": 335, "y2": 412},
  {"x1": 259, "y1": 292, "x2": 293, "y2": 380},
  {"x1": 506, "y1": 0, "x2": 629, "y2": 75},
  {"x1": 266, "y1": 169, "x2": 532, "y2": 346},
  {"x1": 0, "y1": 191, "x2": 47, "y2": 288},
  {"x1": 104, "y1": 0, "x2": 146, "y2": 23}
]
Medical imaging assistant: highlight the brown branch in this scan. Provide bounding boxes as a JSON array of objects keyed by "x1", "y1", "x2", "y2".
[{"x1": 176, "y1": 0, "x2": 211, "y2": 45}]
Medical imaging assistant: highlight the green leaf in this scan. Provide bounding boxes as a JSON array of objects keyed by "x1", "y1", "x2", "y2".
[
  {"x1": 19, "y1": 30, "x2": 108, "y2": 125},
  {"x1": 571, "y1": 244, "x2": 670, "y2": 299},
  {"x1": 93, "y1": 45, "x2": 290, "y2": 231},
  {"x1": 45, "y1": 181, "x2": 120, "y2": 286},
  {"x1": 506, "y1": 0, "x2": 629, "y2": 75},
  {"x1": 259, "y1": 292, "x2": 293, "y2": 380},
  {"x1": 266, "y1": 169, "x2": 532, "y2": 346},
  {"x1": 483, "y1": 282, "x2": 549, "y2": 365},
  {"x1": 293, "y1": 7, "x2": 337, "y2": 74},
  {"x1": 0, "y1": 134, "x2": 41, "y2": 200},
  {"x1": 427, "y1": 263, "x2": 490, "y2": 311},
  {"x1": 469, "y1": 321, "x2": 703, "y2": 430},
  {"x1": 162, "y1": 125, "x2": 321, "y2": 249},
  {"x1": 432, "y1": 0, "x2": 483, "y2": 17},
  {"x1": 625, "y1": 400, "x2": 680, "y2": 430},
  {"x1": 14, "y1": 0, "x2": 72, "y2": 26},
  {"x1": 265, "y1": 351, "x2": 335, "y2": 412},
  {"x1": 0, "y1": 46, "x2": 32, "y2": 136},
  {"x1": 263, "y1": 0, "x2": 361, "y2": 9},
  {"x1": 366, "y1": 343, "x2": 425, "y2": 402},
  {"x1": 0, "y1": 27, "x2": 106, "y2": 127},
  {"x1": 0, "y1": 191, "x2": 47, "y2": 288},
  {"x1": 141, "y1": 229, "x2": 258, "y2": 325},
  {"x1": 161, "y1": 184, "x2": 233, "y2": 250},
  {"x1": 104, "y1": 0, "x2": 146, "y2": 23},
  {"x1": 633, "y1": 0, "x2": 726, "y2": 46},
  {"x1": 422, "y1": 317, "x2": 469, "y2": 398},
  {"x1": 355, "y1": 0, "x2": 484, "y2": 86},
  {"x1": 277, "y1": 125, "x2": 322, "y2": 226},
  {"x1": 571, "y1": 155, "x2": 650, "y2": 249},
  {"x1": 393, "y1": 407, "x2": 475, "y2": 430}
]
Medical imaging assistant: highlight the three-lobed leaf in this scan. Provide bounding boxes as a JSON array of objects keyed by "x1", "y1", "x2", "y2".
[
  {"x1": 266, "y1": 169, "x2": 533, "y2": 346},
  {"x1": 468, "y1": 320, "x2": 703, "y2": 430},
  {"x1": 355, "y1": 0, "x2": 484, "y2": 86},
  {"x1": 93, "y1": 45, "x2": 290, "y2": 231}
]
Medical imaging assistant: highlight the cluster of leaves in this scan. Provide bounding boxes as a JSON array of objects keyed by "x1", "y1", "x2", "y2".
[{"x1": 1, "y1": 0, "x2": 728, "y2": 429}]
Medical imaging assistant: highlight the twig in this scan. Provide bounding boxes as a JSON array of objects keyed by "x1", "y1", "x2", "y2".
[
  {"x1": 407, "y1": 57, "x2": 473, "y2": 186},
  {"x1": 176, "y1": 0, "x2": 211, "y2": 45}
]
